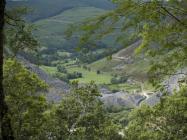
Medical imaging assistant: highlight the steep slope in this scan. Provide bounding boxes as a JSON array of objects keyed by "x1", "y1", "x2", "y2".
[
  {"x1": 35, "y1": 7, "x2": 107, "y2": 50},
  {"x1": 7, "y1": 0, "x2": 115, "y2": 21},
  {"x1": 18, "y1": 57, "x2": 70, "y2": 102},
  {"x1": 7, "y1": 0, "x2": 118, "y2": 66},
  {"x1": 89, "y1": 40, "x2": 150, "y2": 81},
  {"x1": 34, "y1": 6, "x2": 111, "y2": 65}
]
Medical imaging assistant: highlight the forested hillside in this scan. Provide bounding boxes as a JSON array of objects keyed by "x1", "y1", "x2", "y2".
[
  {"x1": 7, "y1": 0, "x2": 115, "y2": 21},
  {"x1": 1, "y1": 0, "x2": 187, "y2": 140}
]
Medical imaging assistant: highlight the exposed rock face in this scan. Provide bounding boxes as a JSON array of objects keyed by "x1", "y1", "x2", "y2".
[
  {"x1": 163, "y1": 70, "x2": 186, "y2": 94},
  {"x1": 100, "y1": 90, "x2": 146, "y2": 108},
  {"x1": 100, "y1": 86, "x2": 163, "y2": 108},
  {"x1": 113, "y1": 40, "x2": 141, "y2": 59},
  {"x1": 142, "y1": 92, "x2": 162, "y2": 106},
  {"x1": 100, "y1": 88, "x2": 112, "y2": 94},
  {"x1": 18, "y1": 57, "x2": 70, "y2": 102},
  {"x1": 142, "y1": 70, "x2": 187, "y2": 106},
  {"x1": 17, "y1": 55, "x2": 187, "y2": 107}
]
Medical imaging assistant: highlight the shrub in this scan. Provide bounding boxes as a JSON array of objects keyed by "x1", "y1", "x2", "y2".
[
  {"x1": 111, "y1": 76, "x2": 128, "y2": 84},
  {"x1": 57, "y1": 64, "x2": 67, "y2": 73},
  {"x1": 67, "y1": 72, "x2": 82, "y2": 79}
]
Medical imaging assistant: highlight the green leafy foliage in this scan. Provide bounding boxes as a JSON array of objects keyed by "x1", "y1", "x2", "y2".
[
  {"x1": 52, "y1": 81, "x2": 122, "y2": 140},
  {"x1": 74, "y1": 0, "x2": 187, "y2": 87},
  {"x1": 57, "y1": 64, "x2": 67, "y2": 73},
  {"x1": 111, "y1": 75, "x2": 128, "y2": 84},
  {"x1": 4, "y1": 59, "x2": 48, "y2": 139},
  {"x1": 4, "y1": 1, "x2": 187, "y2": 139},
  {"x1": 5, "y1": 7, "x2": 39, "y2": 58},
  {"x1": 125, "y1": 87, "x2": 187, "y2": 140},
  {"x1": 71, "y1": 1, "x2": 187, "y2": 139},
  {"x1": 3, "y1": 60, "x2": 122, "y2": 139}
]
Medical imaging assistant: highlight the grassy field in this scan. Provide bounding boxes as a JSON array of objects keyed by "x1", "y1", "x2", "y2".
[
  {"x1": 40, "y1": 62, "x2": 154, "y2": 92},
  {"x1": 107, "y1": 81, "x2": 154, "y2": 92},
  {"x1": 40, "y1": 65, "x2": 112, "y2": 84},
  {"x1": 39, "y1": 39, "x2": 153, "y2": 90},
  {"x1": 68, "y1": 66, "x2": 112, "y2": 84},
  {"x1": 107, "y1": 83, "x2": 141, "y2": 92},
  {"x1": 89, "y1": 57, "x2": 121, "y2": 72},
  {"x1": 90, "y1": 57, "x2": 150, "y2": 76},
  {"x1": 40, "y1": 65, "x2": 57, "y2": 75},
  {"x1": 89, "y1": 48, "x2": 151, "y2": 81}
]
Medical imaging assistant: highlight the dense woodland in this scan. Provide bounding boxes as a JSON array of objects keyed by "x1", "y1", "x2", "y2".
[{"x1": 0, "y1": 0, "x2": 187, "y2": 140}]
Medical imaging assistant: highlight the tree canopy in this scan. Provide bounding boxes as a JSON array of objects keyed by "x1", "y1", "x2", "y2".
[
  {"x1": 1, "y1": 0, "x2": 187, "y2": 139},
  {"x1": 70, "y1": 0, "x2": 187, "y2": 87}
]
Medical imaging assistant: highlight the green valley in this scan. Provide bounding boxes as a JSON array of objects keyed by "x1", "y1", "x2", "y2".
[{"x1": 2, "y1": 0, "x2": 187, "y2": 139}]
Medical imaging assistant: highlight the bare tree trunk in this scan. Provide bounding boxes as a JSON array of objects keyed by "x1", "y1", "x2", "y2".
[{"x1": 0, "y1": 0, "x2": 14, "y2": 139}]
